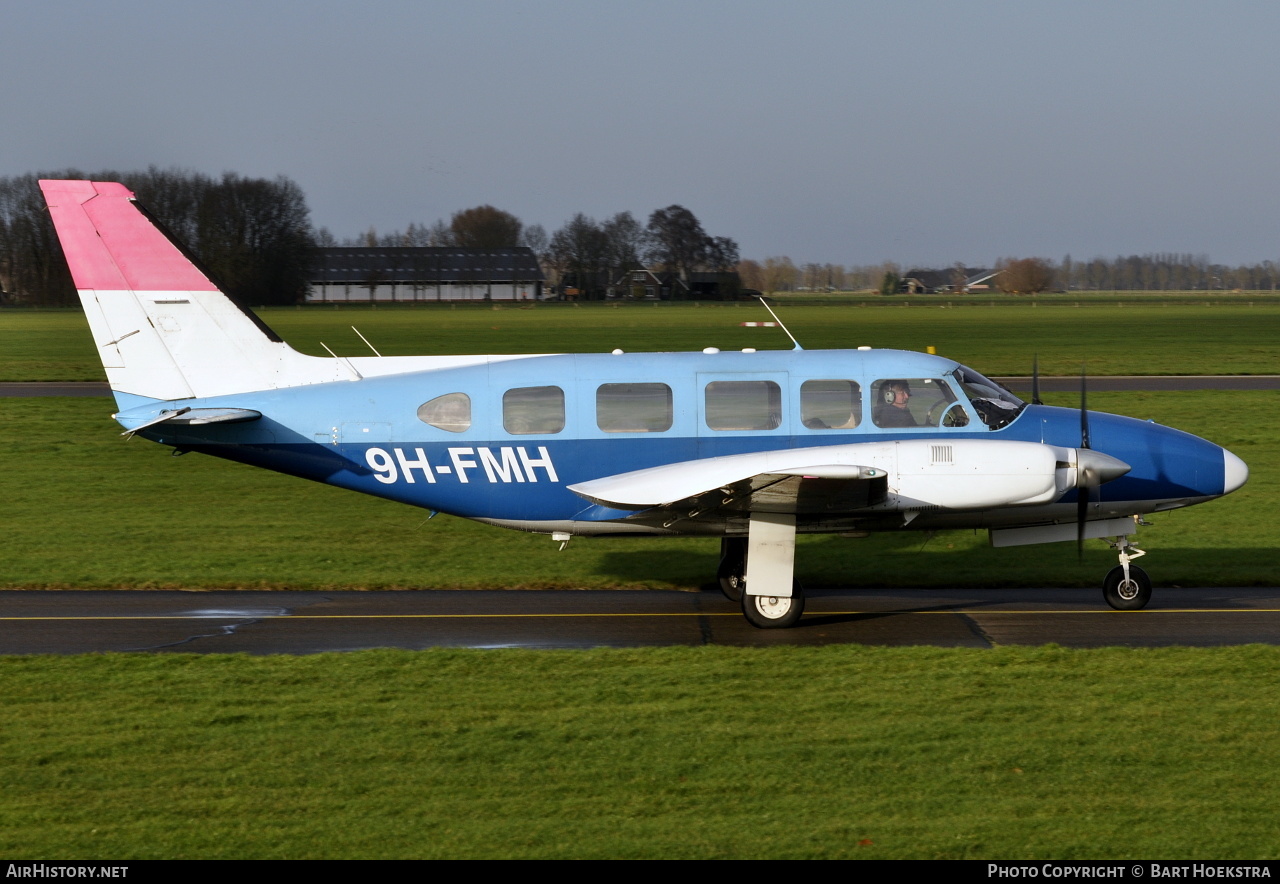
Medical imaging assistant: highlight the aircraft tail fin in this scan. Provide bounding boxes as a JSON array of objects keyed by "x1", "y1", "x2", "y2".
[{"x1": 40, "y1": 179, "x2": 331, "y2": 401}]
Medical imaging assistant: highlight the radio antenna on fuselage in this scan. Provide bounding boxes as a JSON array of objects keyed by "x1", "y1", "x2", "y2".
[
  {"x1": 352, "y1": 326, "x2": 382, "y2": 357},
  {"x1": 759, "y1": 297, "x2": 803, "y2": 350}
]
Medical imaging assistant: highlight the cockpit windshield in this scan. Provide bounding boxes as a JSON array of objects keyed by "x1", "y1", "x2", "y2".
[{"x1": 951, "y1": 365, "x2": 1026, "y2": 430}]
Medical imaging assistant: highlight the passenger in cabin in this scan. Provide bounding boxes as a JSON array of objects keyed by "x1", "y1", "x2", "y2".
[{"x1": 873, "y1": 380, "x2": 917, "y2": 428}]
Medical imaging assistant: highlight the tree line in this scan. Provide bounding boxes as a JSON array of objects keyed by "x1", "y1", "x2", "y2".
[
  {"x1": 0, "y1": 168, "x2": 740, "y2": 305},
  {"x1": 1055, "y1": 254, "x2": 1280, "y2": 293},
  {"x1": 737, "y1": 258, "x2": 905, "y2": 294},
  {"x1": 0, "y1": 168, "x2": 313, "y2": 307},
  {"x1": 5, "y1": 167, "x2": 1280, "y2": 306},
  {"x1": 336, "y1": 203, "x2": 741, "y2": 300},
  {"x1": 984, "y1": 255, "x2": 1280, "y2": 295},
  {"x1": 742, "y1": 253, "x2": 1280, "y2": 295}
]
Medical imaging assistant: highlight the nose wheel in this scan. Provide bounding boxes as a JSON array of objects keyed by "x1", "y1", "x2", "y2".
[{"x1": 1102, "y1": 535, "x2": 1150, "y2": 610}]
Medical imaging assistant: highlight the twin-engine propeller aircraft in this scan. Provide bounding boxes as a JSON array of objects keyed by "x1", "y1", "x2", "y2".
[{"x1": 41, "y1": 180, "x2": 1248, "y2": 628}]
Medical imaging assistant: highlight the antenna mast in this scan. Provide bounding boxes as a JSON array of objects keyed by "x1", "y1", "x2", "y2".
[{"x1": 759, "y1": 297, "x2": 803, "y2": 350}]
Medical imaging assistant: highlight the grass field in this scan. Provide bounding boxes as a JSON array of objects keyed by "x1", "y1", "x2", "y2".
[
  {"x1": 1, "y1": 298, "x2": 1277, "y2": 859},
  {"x1": 3, "y1": 297, "x2": 1280, "y2": 380},
  {"x1": 4, "y1": 646, "x2": 1280, "y2": 859}
]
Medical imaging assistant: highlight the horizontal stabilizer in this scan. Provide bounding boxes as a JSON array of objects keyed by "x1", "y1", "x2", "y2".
[{"x1": 119, "y1": 407, "x2": 261, "y2": 437}]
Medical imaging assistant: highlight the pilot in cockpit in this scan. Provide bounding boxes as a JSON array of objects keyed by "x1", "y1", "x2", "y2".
[{"x1": 874, "y1": 380, "x2": 917, "y2": 428}]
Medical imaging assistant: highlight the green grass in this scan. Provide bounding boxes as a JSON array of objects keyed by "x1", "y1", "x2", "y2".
[
  {"x1": 4, "y1": 298, "x2": 1280, "y2": 380},
  {"x1": 3, "y1": 645, "x2": 1278, "y2": 859},
  {"x1": 0, "y1": 391, "x2": 1273, "y2": 590}
]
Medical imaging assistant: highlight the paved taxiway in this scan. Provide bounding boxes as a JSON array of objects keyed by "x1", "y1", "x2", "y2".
[{"x1": 3, "y1": 587, "x2": 1279, "y2": 654}]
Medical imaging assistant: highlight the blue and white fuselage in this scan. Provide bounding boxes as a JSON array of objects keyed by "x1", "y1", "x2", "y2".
[{"x1": 113, "y1": 347, "x2": 1244, "y2": 536}]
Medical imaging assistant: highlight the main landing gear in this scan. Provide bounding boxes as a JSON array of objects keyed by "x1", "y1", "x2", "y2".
[
  {"x1": 718, "y1": 516, "x2": 806, "y2": 629},
  {"x1": 742, "y1": 587, "x2": 805, "y2": 629},
  {"x1": 1101, "y1": 535, "x2": 1150, "y2": 610},
  {"x1": 717, "y1": 537, "x2": 746, "y2": 603}
]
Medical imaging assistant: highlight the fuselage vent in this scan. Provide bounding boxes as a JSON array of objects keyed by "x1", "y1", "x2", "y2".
[{"x1": 931, "y1": 444, "x2": 954, "y2": 464}]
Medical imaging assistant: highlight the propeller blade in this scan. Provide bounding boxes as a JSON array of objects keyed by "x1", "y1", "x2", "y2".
[
  {"x1": 1078, "y1": 363, "x2": 1089, "y2": 557},
  {"x1": 1080, "y1": 363, "x2": 1090, "y2": 450},
  {"x1": 1077, "y1": 487, "x2": 1088, "y2": 559},
  {"x1": 1073, "y1": 449, "x2": 1131, "y2": 560},
  {"x1": 1031, "y1": 355, "x2": 1043, "y2": 405}
]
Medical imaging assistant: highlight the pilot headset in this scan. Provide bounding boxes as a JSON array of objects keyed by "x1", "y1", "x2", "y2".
[{"x1": 882, "y1": 381, "x2": 909, "y2": 404}]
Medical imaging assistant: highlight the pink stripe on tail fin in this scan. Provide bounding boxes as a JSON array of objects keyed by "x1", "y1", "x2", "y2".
[{"x1": 39, "y1": 180, "x2": 218, "y2": 292}]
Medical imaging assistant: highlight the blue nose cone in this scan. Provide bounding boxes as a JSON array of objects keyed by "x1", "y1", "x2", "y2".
[{"x1": 1088, "y1": 412, "x2": 1243, "y2": 501}]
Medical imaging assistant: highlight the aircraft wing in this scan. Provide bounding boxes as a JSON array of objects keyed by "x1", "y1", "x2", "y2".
[
  {"x1": 569, "y1": 447, "x2": 886, "y2": 517},
  {"x1": 568, "y1": 439, "x2": 1070, "y2": 522}
]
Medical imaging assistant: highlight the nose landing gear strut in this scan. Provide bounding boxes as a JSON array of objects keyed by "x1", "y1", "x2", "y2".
[{"x1": 1102, "y1": 535, "x2": 1150, "y2": 610}]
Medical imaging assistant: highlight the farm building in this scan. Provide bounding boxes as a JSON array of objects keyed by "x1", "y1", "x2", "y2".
[{"x1": 309, "y1": 247, "x2": 544, "y2": 302}]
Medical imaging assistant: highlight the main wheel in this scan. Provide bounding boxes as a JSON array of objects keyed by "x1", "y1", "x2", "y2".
[
  {"x1": 717, "y1": 537, "x2": 747, "y2": 602},
  {"x1": 1103, "y1": 565, "x2": 1151, "y2": 610},
  {"x1": 741, "y1": 582, "x2": 805, "y2": 629}
]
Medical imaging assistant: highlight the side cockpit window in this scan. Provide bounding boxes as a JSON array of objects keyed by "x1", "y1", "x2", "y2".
[
  {"x1": 801, "y1": 380, "x2": 860, "y2": 429},
  {"x1": 417, "y1": 392, "x2": 471, "y2": 433},
  {"x1": 503, "y1": 385, "x2": 565, "y2": 435},
  {"x1": 872, "y1": 378, "x2": 969, "y2": 428}
]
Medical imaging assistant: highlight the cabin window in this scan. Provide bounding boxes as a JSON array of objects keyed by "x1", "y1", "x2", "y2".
[
  {"x1": 417, "y1": 392, "x2": 471, "y2": 433},
  {"x1": 704, "y1": 380, "x2": 782, "y2": 431},
  {"x1": 503, "y1": 385, "x2": 565, "y2": 435},
  {"x1": 801, "y1": 380, "x2": 861, "y2": 429},
  {"x1": 596, "y1": 383, "x2": 673, "y2": 433},
  {"x1": 872, "y1": 377, "x2": 968, "y2": 429}
]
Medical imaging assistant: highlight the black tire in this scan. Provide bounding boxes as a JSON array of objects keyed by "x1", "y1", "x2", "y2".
[
  {"x1": 717, "y1": 537, "x2": 747, "y2": 602},
  {"x1": 741, "y1": 582, "x2": 805, "y2": 629},
  {"x1": 1103, "y1": 565, "x2": 1151, "y2": 610}
]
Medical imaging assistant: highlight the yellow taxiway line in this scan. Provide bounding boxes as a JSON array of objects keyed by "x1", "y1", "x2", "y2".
[{"x1": 5, "y1": 608, "x2": 1280, "y2": 620}]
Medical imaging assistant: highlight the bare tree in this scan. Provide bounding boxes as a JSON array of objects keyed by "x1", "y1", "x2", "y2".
[
  {"x1": 521, "y1": 223, "x2": 548, "y2": 257},
  {"x1": 195, "y1": 173, "x2": 315, "y2": 305},
  {"x1": 602, "y1": 211, "x2": 647, "y2": 279},
  {"x1": 737, "y1": 258, "x2": 764, "y2": 292},
  {"x1": 763, "y1": 256, "x2": 798, "y2": 295},
  {"x1": 549, "y1": 214, "x2": 609, "y2": 298},
  {"x1": 645, "y1": 205, "x2": 710, "y2": 282},
  {"x1": 705, "y1": 236, "x2": 740, "y2": 273},
  {"x1": 996, "y1": 257, "x2": 1054, "y2": 294}
]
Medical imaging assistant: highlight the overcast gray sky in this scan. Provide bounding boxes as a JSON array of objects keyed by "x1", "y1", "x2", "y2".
[{"x1": 6, "y1": 0, "x2": 1279, "y2": 267}]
